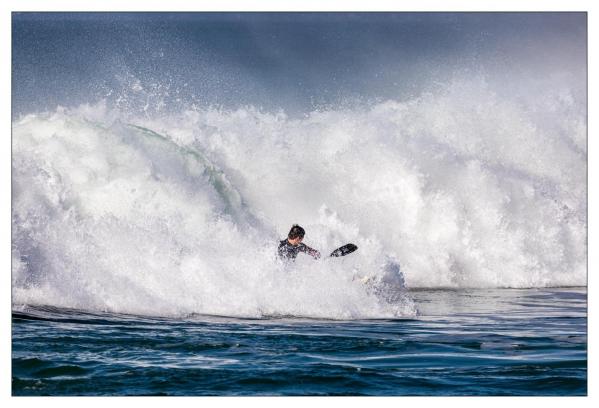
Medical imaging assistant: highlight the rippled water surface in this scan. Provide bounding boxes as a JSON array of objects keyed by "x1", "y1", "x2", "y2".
[{"x1": 12, "y1": 288, "x2": 586, "y2": 396}]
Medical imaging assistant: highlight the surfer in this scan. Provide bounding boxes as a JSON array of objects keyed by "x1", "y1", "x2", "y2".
[{"x1": 277, "y1": 224, "x2": 321, "y2": 261}]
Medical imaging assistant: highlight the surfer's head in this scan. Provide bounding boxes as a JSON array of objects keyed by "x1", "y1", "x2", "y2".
[{"x1": 287, "y1": 224, "x2": 305, "y2": 245}]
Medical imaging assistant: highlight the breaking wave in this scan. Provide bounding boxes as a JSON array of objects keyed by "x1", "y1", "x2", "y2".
[{"x1": 11, "y1": 78, "x2": 586, "y2": 318}]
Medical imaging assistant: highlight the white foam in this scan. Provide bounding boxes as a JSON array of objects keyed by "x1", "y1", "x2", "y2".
[{"x1": 11, "y1": 79, "x2": 586, "y2": 317}]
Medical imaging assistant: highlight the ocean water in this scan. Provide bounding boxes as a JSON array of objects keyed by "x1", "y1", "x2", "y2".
[
  {"x1": 12, "y1": 288, "x2": 586, "y2": 396},
  {"x1": 11, "y1": 13, "x2": 587, "y2": 396}
]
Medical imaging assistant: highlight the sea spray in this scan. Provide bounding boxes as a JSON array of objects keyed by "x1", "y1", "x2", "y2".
[{"x1": 12, "y1": 80, "x2": 586, "y2": 317}]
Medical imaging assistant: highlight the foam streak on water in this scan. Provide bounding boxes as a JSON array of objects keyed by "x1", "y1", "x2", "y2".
[{"x1": 11, "y1": 78, "x2": 586, "y2": 318}]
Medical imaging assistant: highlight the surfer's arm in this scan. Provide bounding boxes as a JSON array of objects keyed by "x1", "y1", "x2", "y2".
[{"x1": 300, "y1": 244, "x2": 321, "y2": 260}]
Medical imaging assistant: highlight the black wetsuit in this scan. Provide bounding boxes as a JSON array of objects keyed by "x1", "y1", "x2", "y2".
[{"x1": 277, "y1": 240, "x2": 321, "y2": 261}]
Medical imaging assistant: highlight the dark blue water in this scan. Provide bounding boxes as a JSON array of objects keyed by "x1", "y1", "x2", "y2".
[{"x1": 12, "y1": 287, "x2": 586, "y2": 396}]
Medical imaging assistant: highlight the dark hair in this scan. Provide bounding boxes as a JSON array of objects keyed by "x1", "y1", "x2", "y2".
[{"x1": 288, "y1": 224, "x2": 305, "y2": 240}]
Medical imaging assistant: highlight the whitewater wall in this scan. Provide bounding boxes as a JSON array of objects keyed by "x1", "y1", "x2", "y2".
[{"x1": 11, "y1": 75, "x2": 586, "y2": 318}]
